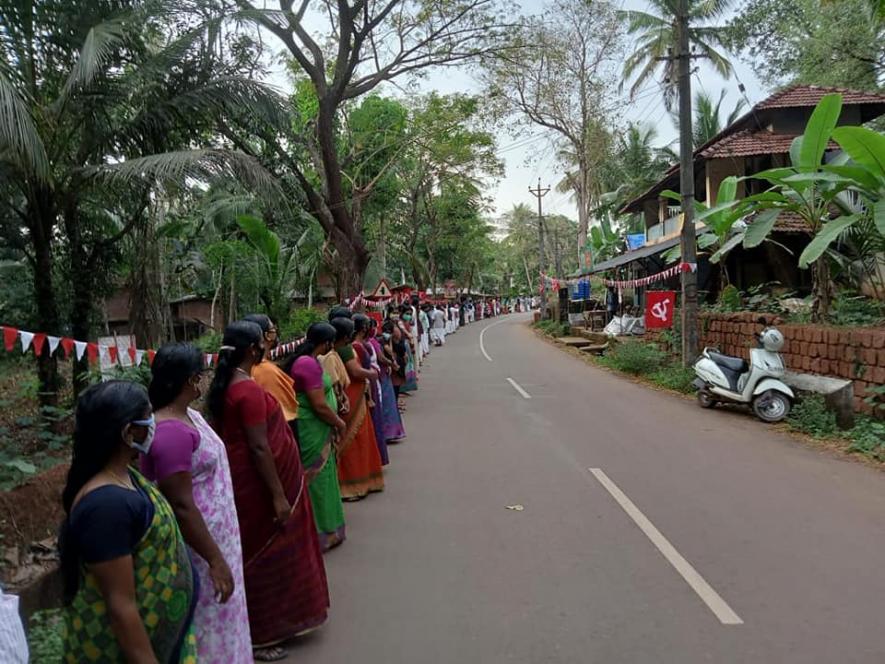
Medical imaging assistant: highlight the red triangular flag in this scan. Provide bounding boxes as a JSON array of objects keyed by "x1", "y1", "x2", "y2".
[
  {"x1": 86, "y1": 343, "x2": 99, "y2": 364},
  {"x1": 31, "y1": 332, "x2": 47, "y2": 357},
  {"x1": 108, "y1": 346, "x2": 119, "y2": 364},
  {"x1": 147, "y1": 350, "x2": 156, "y2": 366},
  {"x1": 128, "y1": 347, "x2": 137, "y2": 364},
  {"x1": 60, "y1": 337, "x2": 75, "y2": 358},
  {"x1": 3, "y1": 327, "x2": 18, "y2": 352}
]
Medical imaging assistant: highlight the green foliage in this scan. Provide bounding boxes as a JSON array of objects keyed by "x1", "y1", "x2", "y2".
[
  {"x1": 647, "y1": 365, "x2": 697, "y2": 393},
  {"x1": 727, "y1": 0, "x2": 883, "y2": 90},
  {"x1": 846, "y1": 417, "x2": 885, "y2": 461},
  {"x1": 718, "y1": 284, "x2": 743, "y2": 311},
  {"x1": 828, "y1": 294, "x2": 885, "y2": 326},
  {"x1": 598, "y1": 340, "x2": 666, "y2": 375},
  {"x1": 534, "y1": 320, "x2": 570, "y2": 337},
  {"x1": 28, "y1": 609, "x2": 64, "y2": 664},
  {"x1": 788, "y1": 395, "x2": 839, "y2": 438},
  {"x1": 84, "y1": 364, "x2": 151, "y2": 389},
  {"x1": 194, "y1": 332, "x2": 223, "y2": 354},
  {"x1": 280, "y1": 308, "x2": 326, "y2": 340}
]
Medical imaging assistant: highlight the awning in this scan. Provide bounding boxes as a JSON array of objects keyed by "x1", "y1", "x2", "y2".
[{"x1": 586, "y1": 225, "x2": 707, "y2": 275}]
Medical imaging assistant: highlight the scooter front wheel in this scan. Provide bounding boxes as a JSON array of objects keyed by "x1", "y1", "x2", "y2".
[
  {"x1": 752, "y1": 390, "x2": 791, "y2": 423},
  {"x1": 697, "y1": 389, "x2": 716, "y2": 409}
]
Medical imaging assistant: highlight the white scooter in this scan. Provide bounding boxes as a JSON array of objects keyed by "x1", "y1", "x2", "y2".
[{"x1": 692, "y1": 320, "x2": 794, "y2": 422}]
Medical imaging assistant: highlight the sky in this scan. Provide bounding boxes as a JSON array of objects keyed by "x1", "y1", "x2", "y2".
[{"x1": 260, "y1": 0, "x2": 768, "y2": 221}]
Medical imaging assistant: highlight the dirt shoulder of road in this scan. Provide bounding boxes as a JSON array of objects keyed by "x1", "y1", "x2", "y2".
[{"x1": 532, "y1": 326, "x2": 885, "y2": 473}]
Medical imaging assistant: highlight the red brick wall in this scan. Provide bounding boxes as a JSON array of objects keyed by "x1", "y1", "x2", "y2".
[{"x1": 697, "y1": 312, "x2": 884, "y2": 414}]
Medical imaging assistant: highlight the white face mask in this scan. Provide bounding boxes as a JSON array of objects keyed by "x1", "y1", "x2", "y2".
[{"x1": 129, "y1": 415, "x2": 156, "y2": 454}]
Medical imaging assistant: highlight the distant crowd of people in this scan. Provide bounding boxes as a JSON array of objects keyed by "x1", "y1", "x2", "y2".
[{"x1": 57, "y1": 295, "x2": 500, "y2": 663}]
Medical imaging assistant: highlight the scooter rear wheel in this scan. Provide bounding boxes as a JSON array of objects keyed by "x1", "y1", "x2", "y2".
[
  {"x1": 752, "y1": 390, "x2": 791, "y2": 423},
  {"x1": 697, "y1": 389, "x2": 716, "y2": 409}
]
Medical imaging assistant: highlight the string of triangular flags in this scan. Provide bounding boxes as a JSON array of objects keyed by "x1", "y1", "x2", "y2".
[
  {"x1": 602, "y1": 262, "x2": 697, "y2": 289},
  {"x1": 0, "y1": 325, "x2": 220, "y2": 369},
  {"x1": 539, "y1": 273, "x2": 592, "y2": 293},
  {"x1": 346, "y1": 292, "x2": 398, "y2": 310}
]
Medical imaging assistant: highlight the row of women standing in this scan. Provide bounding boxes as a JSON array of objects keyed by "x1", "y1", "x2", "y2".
[{"x1": 57, "y1": 307, "x2": 413, "y2": 663}]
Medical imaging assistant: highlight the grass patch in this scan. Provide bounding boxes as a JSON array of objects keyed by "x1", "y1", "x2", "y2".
[
  {"x1": 597, "y1": 340, "x2": 666, "y2": 375},
  {"x1": 533, "y1": 319, "x2": 570, "y2": 337},
  {"x1": 647, "y1": 365, "x2": 697, "y2": 394},
  {"x1": 787, "y1": 393, "x2": 885, "y2": 462}
]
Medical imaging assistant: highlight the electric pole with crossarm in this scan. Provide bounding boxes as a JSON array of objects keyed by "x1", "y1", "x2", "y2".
[{"x1": 529, "y1": 179, "x2": 551, "y2": 318}]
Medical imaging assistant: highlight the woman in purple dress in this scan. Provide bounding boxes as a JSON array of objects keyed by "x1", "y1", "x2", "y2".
[{"x1": 353, "y1": 315, "x2": 388, "y2": 466}]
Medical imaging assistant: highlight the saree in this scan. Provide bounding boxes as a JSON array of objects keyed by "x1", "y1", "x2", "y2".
[
  {"x1": 221, "y1": 380, "x2": 329, "y2": 648},
  {"x1": 293, "y1": 359, "x2": 346, "y2": 552},
  {"x1": 336, "y1": 344, "x2": 385, "y2": 500},
  {"x1": 378, "y1": 355, "x2": 406, "y2": 442},
  {"x1": 64, "y1": 471, "x2": 198, "y2": 664},
  {"x1": 402, "y1": 340, "x2": 418, "y2": 393},
  {"x1": 362, "y1": 339, "x2": 389, "y2": 466}
]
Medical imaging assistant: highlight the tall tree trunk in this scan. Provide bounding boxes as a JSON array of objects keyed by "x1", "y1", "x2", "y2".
[
  {"x1": 29, "y1": 194, "x2": 60, "y2": 408},
  {"x1": 812, "y1": 257, "x2": 834, "y2": 321},
  {"x1": 129, "y1": 212, "x2": 167, "y2": 348}
]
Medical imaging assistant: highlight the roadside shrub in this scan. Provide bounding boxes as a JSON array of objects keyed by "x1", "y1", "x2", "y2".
[
  {"x1": 280, "y1": 307, "x2": 326, "y2": 340},
  {"x1": 534, "y1": 320, "x2": 570, "y2": 337},
  {"x1": 828, "y1": 293, "x2": 884, "y2": 327},
  {"x1": 599, "y1": 340, "x2": 666, "y2": 375},
  {"x1": 846, "y1": 417, "x2": 885, "y2": 461},
  {"x1": 787, "y1": 394, "x2": 838, "y2": 438},
  {"x1": 718, "y1": 284, "x2": 742, "y2": 312},
  {"x1": 648, "y1": 364, "x2": 696, "y2": 393}
]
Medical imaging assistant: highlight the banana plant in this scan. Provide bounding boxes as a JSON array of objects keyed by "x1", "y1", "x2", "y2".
[
  {"x1": 659, "y1": 176, "x2": 783, "y2": 285},
  {"x1": 739, "y1": 93, "x2": 857, "y2": 319}
]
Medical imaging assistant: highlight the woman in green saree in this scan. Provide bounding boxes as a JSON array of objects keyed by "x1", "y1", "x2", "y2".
[
  {"x1": 59, "y1": 381, "x2": 199, "y2": 663},
  {"x1": 287, "y1": 323, "x2": 348, "y2": 551}
]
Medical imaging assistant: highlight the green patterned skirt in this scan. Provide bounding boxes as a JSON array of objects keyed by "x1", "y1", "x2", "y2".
[{"x1": 64, "y1": 470, "x2": 198, "y2": 663}]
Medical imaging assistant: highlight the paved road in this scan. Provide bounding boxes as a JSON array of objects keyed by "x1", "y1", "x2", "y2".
[{"x1": 285, "y1": 314, "x2": 885, "y2": 663}]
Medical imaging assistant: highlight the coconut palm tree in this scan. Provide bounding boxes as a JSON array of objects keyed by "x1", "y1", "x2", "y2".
[
  {"x1": 621, "y1": 0, "x2": 734, "y2": 109},
  {"x1": 0, "y1": 4, "x2": 282, "y2": 400}
]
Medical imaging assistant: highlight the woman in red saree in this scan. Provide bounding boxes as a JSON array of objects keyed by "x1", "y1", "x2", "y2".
[
  {"x1": 329, "y1": 317, "x2": 385, "y2": 501},
  {"x1": 208, "y1": 321, "x2": 329, "y2": 661}
]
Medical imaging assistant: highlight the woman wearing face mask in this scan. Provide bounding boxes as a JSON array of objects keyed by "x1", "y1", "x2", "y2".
[
  {"x1": 286, "y1": 323, "x2": 347, "y2": 551},
  {"x1": 142, "y1": 343, "x2": 252, "y2": 663},
  {"x1": 59, "y1": 381, "x2": 199, "y2": 663},
  {"x1": 376, "y1": 320, "x2": 406, "y2": 443},
  {"x1": 330, "y1": 317, "x2": 385, "y2": 500},
  {"x1": 208, "y1": 322, "x2": 329, "y2": 661}
]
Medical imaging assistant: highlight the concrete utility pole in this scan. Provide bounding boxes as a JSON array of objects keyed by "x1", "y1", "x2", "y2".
[
  {"x1": 676, "y1": 0, "x2": 699, "y2": 365},
  {"x1": 529, "y1": 179, "x2": 551, "y2": 317}
]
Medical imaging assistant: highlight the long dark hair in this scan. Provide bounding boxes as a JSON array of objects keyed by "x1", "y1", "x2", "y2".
[
  {"x1": 330, "y1": 317, "x2": 355, "y2": 343},
  {"x1": 59, "y1": 381, "x2": 150, "y2": 603},
  {"x1": 148, "y1": 343, "x2": 204, "y2": 410},
  {"x1": 207, "y1": 321, "x2": 262, "y2": 423},
  {"x1": 328, "y1": 306, "x2": 353, "y2": 321},
  {"x1": 284, "y1": 322, "x2": 336, "y2": 375},
  {"x1": 243, "y1": 313, "x2": 272, "y2": 334},
  {"x1": 353, "y1": 313, "x2": 370, "y2": 337}
]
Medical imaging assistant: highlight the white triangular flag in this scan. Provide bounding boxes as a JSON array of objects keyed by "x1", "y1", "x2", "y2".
[
  {"x1": 19, "y1": 331, "x2": 33, "y2": 353},
  {"x1": 74, "y1": 340, "x2": 87, "y2": 361},
  {"x1": 135, "y1": 350, "x2": 145, "y2": 366},
  {"x1": 47, "y1": 336, "x2": 61, "y2": 355},
  {"x1": 205, "y1": 354, "x2": 212, "y2": 368}
]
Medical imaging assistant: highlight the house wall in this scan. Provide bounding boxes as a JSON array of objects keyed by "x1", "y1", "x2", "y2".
[{"x1": 697, "y1": 312, "x2": 884, "y2": 415}]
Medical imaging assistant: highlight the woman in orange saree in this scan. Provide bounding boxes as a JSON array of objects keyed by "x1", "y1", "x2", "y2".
[{"x1": 329, "y1": 317, "x2": 385, "y2": 501}]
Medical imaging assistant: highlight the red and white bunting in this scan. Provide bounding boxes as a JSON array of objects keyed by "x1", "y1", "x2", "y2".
[{"x1": 602, "y1": 262, "x2": 696, "y2": 289}]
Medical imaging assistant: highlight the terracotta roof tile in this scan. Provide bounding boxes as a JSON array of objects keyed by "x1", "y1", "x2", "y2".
[
  {"x1": 756, "y1": 85, "x2": 885, "y2": 109},
  {"x1": 700, "y1": 130, "x2": 840, "y2": 159},
  {"x1": 747, "y1": 210, "x2": 811, "y2": 234}
]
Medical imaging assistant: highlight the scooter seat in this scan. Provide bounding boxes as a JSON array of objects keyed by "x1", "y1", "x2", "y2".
[{"x1": 708, "y1": 351, "x2": 748, "y2": 373}]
